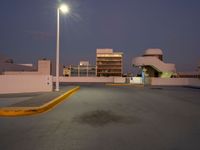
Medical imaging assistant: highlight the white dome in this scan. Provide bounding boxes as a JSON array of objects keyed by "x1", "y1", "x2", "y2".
[{"x1": 144, "y1": 48, "x2": 163, "y2": 55}]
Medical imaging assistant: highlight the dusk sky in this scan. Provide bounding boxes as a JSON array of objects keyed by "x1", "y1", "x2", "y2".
[{"x1": 0, "y1": 0, "x2": 200, "y2": 72}]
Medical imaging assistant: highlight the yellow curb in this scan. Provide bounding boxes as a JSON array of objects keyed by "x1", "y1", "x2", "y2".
[{"x1": 0, "y1": 86, "x2": 80, "y2": 117}]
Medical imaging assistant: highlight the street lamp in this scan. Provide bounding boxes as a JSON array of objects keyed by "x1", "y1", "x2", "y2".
[{"x1": 55, "y1": 4, "x2": 70, "y2": 91}]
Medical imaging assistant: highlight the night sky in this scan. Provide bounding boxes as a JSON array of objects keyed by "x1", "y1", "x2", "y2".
[{"x1": 0, "y1": 0, "x2": 200, "y2": 72}]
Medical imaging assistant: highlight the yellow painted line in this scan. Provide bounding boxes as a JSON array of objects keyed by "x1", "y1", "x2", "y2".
[{"x1": 0, "y1": 86, "x2": 80, "y2": 117}]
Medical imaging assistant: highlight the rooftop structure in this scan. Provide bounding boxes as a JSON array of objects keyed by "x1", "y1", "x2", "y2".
[
  {"x1": 0, "y1": 54, "x2": 36, "y2": 74},
  {"x1": 132, "y1": 48, "x2": 176, "y2": 78},
  {"x1": 96, "y1": 49, "x2": 123, "y2": 77},
  {"x1": 143, "y1": 48, "x2": 163, "y2": 60},
  {"x1": 3, "y1": 59, "x2": 51, "y2": 75}
]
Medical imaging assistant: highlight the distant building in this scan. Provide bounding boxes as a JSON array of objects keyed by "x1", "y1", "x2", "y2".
[
  {"x1": 0, "y1": 54, "x2": 36, "y2": 74},
  {"x1": 176, "y1": 62, "x2": 200, "y2": 78},
  {"x1": 132, "y1": 49, "x2": 176, "y2": 78},
  {"x1": 79, "y1": 61, "x2": 89, "y2": 66},
  {"x1": 0, "y1": 54, "x2": 14, "y2": 64},
  {"x1": 96, "y1": 49, "x2": 123, "y2": 77},
  {"x1": 3, "y1": 59, "x2": 51, "y2": 75},
  {"x1": 176, "y1": 72, "x2": 200, "y2": 78},
  {"x1": 63, "y1": 61, "x2": 96, "y2": 77}
]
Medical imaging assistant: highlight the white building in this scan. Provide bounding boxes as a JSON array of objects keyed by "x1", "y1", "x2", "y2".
[
  {"x1": 63, "y1": 61, "x2": 96, "y2": 77},
  {"x1": 132, "y1": 49, "x2": 176, "y2": 78}
]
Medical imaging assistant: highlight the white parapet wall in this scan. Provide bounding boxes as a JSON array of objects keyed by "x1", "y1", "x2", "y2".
[
  {"x1": 113, "y1": 77, "x2": 126, "y2": 83},
  {"x1": 0, "y1": 75, "x2": 53, "y2": 94},
  {"x1": 54, "y1": 77, "x2": 115, "y2": 83},
  {"x1": 129, "y1": 77, "x2": 143, "y2": 84},
  {"x1": 151, "y1": 77, "x2": 200, "y2": 87},
  {"x1": 187, "y1": 78, "x2": 200, "y2": 87}
]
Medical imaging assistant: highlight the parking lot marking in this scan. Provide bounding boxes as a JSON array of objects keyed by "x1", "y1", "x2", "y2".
[{"x1": 0, "y1": 86, "x2": 80, "y2": 117}]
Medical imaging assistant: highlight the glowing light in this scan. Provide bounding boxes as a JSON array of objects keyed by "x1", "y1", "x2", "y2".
[
  {"x1": 97, "y1": 54, "x2": 122, "y2": 57},
  {"x1": 59, "y1": 4, "x2": 70, "y2": 14}
]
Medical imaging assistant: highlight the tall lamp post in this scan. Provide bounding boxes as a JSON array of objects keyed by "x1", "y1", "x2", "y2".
[{"x1": 56, "y1": 4, "x2": 69, "y2": 91}]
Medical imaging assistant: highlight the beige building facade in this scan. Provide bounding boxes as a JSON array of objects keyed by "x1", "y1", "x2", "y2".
[{"x1": 96, "y1": 49, "x2": 123, "y2": 77}]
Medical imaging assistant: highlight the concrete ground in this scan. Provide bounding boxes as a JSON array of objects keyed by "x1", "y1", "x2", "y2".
[
  {"x1": 0, "y1": 86, "x2": 76, "y2": 107},
  {"x1": 0, "y1": 85, "x2": 200, "y2": 150}
]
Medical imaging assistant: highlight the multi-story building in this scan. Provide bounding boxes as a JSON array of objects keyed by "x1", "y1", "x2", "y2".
[
  {"x1": 96, "y1": 49, "x2": 123, "y2": 77},
  {"x1": 63, "y1": 61, "x2": 96, "y2": 77}
]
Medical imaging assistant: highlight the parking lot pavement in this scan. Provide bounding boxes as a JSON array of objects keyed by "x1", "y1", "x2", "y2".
[
  {"x1": 0, "y1": 85, "x2": 200, "y2": 150},
  {"x1": 0, "y1": 86, "x2": 76, "y2": 107},
  {"x1": 0, "y1": 97, "x2": 32, "y2": 107}
]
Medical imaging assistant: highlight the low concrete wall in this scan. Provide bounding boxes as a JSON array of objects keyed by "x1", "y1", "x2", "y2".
[
  {"x1": 54, "y1": 77, "x2": 114, "y2": 83},
  {"x1": 4, "y1": 71, "x2": 39, "y2": 75},
  {"x1": 0, "y1": 75, "x2": 53, "y2": 94},
  {"x1": 151, "y1": 78, "x2": 200, "y2": 87},
  {"x1": 187, "y1": 78, "x2": 200, "y2": 87},
  {"x1": 129, "y1": 77, "x2": 143, "y2": 84},
  {"x1": 113, "y1": 77, "x2": 126, "y2": 83}
]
